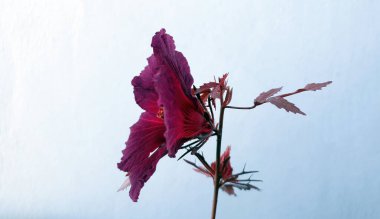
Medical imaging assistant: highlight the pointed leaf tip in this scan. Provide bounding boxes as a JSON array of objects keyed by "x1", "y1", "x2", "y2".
[
  {"x1": 268, "y1": 96, "x2": 306, "y2": 115},
  {"x1": 303, "y1": 81, "x2": 332, "y2": 91},
  {"x1": 255, "y1": 87, "x2": 282, "y2": 104}
]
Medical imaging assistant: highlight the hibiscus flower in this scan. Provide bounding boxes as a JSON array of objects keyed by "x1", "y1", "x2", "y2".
[{"x1": 117, "y1": 29, "x2": 213, "y2": 202}]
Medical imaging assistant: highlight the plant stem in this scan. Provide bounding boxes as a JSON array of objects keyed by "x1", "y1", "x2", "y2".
[
  {"x1": 225, "y1": 104, "x2": 259, "y2": 110},
  {"x1": 211, "y1": 103, "x2": 225, "y2": 219}
]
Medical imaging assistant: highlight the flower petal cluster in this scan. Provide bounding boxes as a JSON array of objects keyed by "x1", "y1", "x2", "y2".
[{"x1": 117, "y1": 29, "x2": 212, "y2": 202}]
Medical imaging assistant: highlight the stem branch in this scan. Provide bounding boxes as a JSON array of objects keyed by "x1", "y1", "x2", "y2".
[
  {"x1": 210, "y1": 100, "x2": 225, "y2": 219},
  {"x1": 225, "y1": 103, "x2": 261, "y2": 110}
]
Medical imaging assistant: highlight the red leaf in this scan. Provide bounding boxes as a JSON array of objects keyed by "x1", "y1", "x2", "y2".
[
  {"x1": 303, "y1": 81, "x2": 332, "y2": 91},
  {"x1": 194, "y1": 167, "x2": 213, "y2": 178},
  {"x1": 210, "y1": 86, "x2": 221, "y2": 99},
  {"x1": 197, "y1": 74, "x2": 230, "y2": 101},
  {"x1": 254, "y1": 87, "x2": 282, "y2": 104},
  {"x1": 223, "y1": 87, "x2": 233, "y2": 107},
  {"x1": 197, "y1": 82, "x2": 218, "y2": 94},
  {"x1": 279, "y1": 81, "x2": 332, "y2": 98},
  {"x1": 268, "y1": 96, "x2": 306, "y2": 115},
  {"x1": 219, "y1": 73, "x2": 229, "y2": 87},
  {"x1": 184, "y1": 159, "x2": 213, "y2": 178},
  {"x1": 200, "y1": 90, "x2": 210, "y2": 103},
  {"x1": 221, "y1": 185, "x2": 236, "y2": 196}
]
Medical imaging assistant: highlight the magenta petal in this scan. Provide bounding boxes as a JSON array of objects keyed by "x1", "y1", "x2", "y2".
[
  {"x1": 117, "y1": 112, "x2": 167, "y2": 201},
  {"x1": 117, "y1": 112, "x2": 165, "y2": 172},
  {"x1": 132, "y1": 56, "x2": 160, "y2": 114},
  {"x1": 155, "y1": 66, "x2": 212, "y2": 157},
  {"x1": 151, "y1": 29, "x2": 194, "y2": 98},
  {"x1": 128, "y1": 146, "x2": 167, "y2": 202},
  {"x1": 150, "y1": 29, "x2": 212, "y2": 157}
]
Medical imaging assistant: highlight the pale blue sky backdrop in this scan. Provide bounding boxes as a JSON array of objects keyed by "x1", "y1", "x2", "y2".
[{"x1": 1, "y1": 0, "x2": 379, "y2": 218}]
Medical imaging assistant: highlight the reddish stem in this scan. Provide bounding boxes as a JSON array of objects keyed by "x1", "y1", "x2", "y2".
[{"x1": 210, "y1": 98, "x2": 225, "y2": 219}]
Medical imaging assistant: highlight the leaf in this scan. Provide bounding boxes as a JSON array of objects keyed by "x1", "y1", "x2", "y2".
[
  {"x1": 223, "y1": 87, "x2": 233, "y2": 107},
  {"x1": 221, "y1": 185, "x2": 237, "y2": 196},
  {"x1": 196, "y1": 74, "x2": 230, "y2": 101},
  {"x1": 219, "y1": 73, "x2": 229, "y2": 87},
  {"x1": 227, "y1": 182, "x2": 260, "y2": 191},
  {"x1": 184, "y1": 159, "x2": 213, "y2": 177},
  {"x1": 196, "y1": 82, "x2": 218, "y2": 94},
  {"x1": 268, "y1": 96, "x2": 306, "y2": 115},
  {"x1": 210, "y1": 86, "x2": 221, "y2": 99},
  {"x1": 279, "y1": 81, "x2": 332, "y2": 98},
  {"x1": 303, "y1": 81, "x2": 332, "y2": 91},
  {"x1": 254, "y1": 87, "x2": 282, "y2": 104}
]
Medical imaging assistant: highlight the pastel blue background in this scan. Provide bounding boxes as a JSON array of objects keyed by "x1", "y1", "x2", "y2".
[{"x1": 1, "y1": 1, "x2": 379, "y2": 218}]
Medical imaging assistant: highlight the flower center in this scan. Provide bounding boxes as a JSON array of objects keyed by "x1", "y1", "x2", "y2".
[{"x1": 156, "y1": 107, "x2": 164, "y2": 119}]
